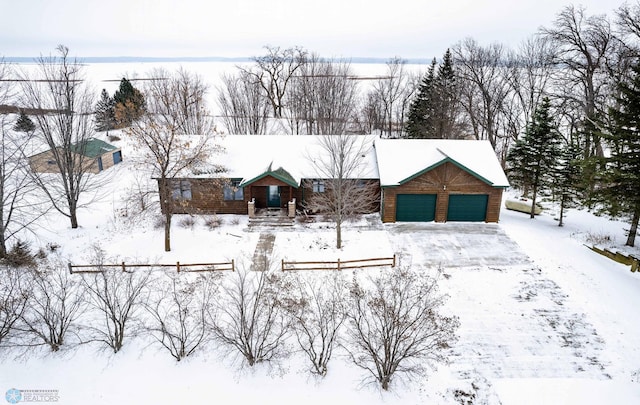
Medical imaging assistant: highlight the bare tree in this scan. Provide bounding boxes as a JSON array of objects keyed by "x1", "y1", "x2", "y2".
[
  {"x1": 616, "y1": 1, "x2": 640, "y2": 51},
  {"x1": 145, "y1": 67, "x2": 214, "y2": 135},
  {"x1": 278, "y1": 272, "x2": 348, "y2": 376},
  {"x1": 0, "y1": 60, "x2": 46, "y2": 258},
  {"x1": 217, "y1": 71, "x2": 270, "y2": 134},
  {"x1": 144, "y1": 272, "x2": 218, "y2": 361},
  {"x1": 372, "y1": 57, "x2": 411, "y2": 138},
  {"x1": 305, "y1": 135, "x2": 378, "y2": 249},
  {"x1": 0, "y1": 265, "x2": 31, "y2": 346},
  {"x1": 345, "y1": 267, "x2": 459, "y2": 391},
  {"x1": 286, "y1": 54, "x2": 358, "y2": 135},
  {"x1": 539, "y1": 5, "x2": 614, "y2": 160},
  {"x1": 126, "y1": 73, "x2": 222, "y2": 251},
  {"x1": 18, "y1": 45, "x2": 99, "y2": 229},
  {"x1": 80, "y1": 246, "x2": 152, "y2": 353},
  {"x1": 18, "y1": 255, "x2": 86, "y2": 351},
  {"x1": 210, "y1": 258, "x2": 289, "y2": 367},
  {"x1": 238, "y1": 46, "x2": 308, "y2": 118},
  {"x1": 453, "y1": 38, "x2": 511, "y2": 154}
]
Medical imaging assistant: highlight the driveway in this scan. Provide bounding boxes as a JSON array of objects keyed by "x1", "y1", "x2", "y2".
[{"x1": 385, "y1": 222, "x2": 531, "y2": 268}]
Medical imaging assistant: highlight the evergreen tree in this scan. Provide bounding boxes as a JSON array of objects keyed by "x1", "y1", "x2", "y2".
[
  {"x1": 552, "y1": 141, "x2": 581, "y2": 226},
  {"x1": 506, "y1": 97, "x2": 563, "y2": 218},
  {"x1": 405, "y1": 49, "x2": 460, "y2": 139},
  {"x1": 113, "y1": 78, "x2": 145, "y2": 128},
  {"x1": 405, "y1": 58, "x2": 436, "y2": 138},
  {"x1": 597, "y1": 59, "x2": 640, "y2": 247},
  {"x1": 94, "y1": 89, "x2": 115, "y2": 132},
  {"x1": 13, "y1": 110, "x2": 35, "y2": 133}
]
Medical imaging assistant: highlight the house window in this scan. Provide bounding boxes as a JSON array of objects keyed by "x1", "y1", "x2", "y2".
[
  {"x1": 224, "y1": 180, "x2": 244, "y2": 201},
  {"x1": 312, "y1": 180, "x2": 325, "y2": 193},
  {"x1": 172, "y1": 180, "x2": 192, "y2": 200}
]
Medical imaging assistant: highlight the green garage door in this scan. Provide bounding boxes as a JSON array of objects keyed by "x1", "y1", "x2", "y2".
[
  {"x1": 396, "y1": 194, "x2": 437, "y2": 222},
  {"x1": 447, "y1": 194, "x2": 488, "y2": 222}
]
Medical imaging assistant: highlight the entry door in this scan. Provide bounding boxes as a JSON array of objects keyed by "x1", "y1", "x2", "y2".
[
  {"x1": 267, "y1": 186, "x2": 281, "y2": 207},
  {"x1": 97, "y1": 157, "x2": 103, "y2": 172}
]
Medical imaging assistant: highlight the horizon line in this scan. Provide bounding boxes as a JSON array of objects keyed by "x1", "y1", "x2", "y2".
[{"x1": 3, "y1": 55, "x2": 432, "y2": 65}]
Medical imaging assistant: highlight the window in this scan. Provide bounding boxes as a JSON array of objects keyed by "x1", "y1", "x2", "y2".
[
  {"x1": 312, "y1": 180, "x2": 325, "y2": 193},
  {"x1": 113, "y1": 150, "x2": 122, "y2": 164},
  {"x1": 172, "y1": 180, "x2": 192, "y2": 200},
  {"x1": 224, "y1": 180, "x2": 244, "y2": 201}
]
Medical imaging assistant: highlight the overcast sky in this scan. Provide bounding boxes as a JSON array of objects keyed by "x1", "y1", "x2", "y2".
[{"x1": 1, "y1": 0, "x2": 619, "y2": 59}]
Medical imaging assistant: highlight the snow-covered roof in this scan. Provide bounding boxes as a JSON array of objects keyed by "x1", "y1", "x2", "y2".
[
  {"x1": 202, "y1": 134, "x2": 379, "y2": 186},
  {"x1": 374, "y1": 138, "x2": 510, "y2": 188}
]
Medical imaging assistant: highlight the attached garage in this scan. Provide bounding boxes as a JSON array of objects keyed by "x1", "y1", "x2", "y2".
[
  {"x1": 396, "y1": 194, "x2": 437, "y2": 222},
  {"x1": 375, "y1": 139, "x2": 510, "y2": 223},
  {"x1": 447, "y1": 194, "x2": 488, "y2": 222}
]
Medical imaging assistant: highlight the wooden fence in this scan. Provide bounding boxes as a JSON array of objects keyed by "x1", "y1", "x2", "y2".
[
  {"x1": 282, "y1": 255, "x2": 396, "y2": 272},
  {"x1": 68, "y1": 260, "x2": 235, "y2": 274}
]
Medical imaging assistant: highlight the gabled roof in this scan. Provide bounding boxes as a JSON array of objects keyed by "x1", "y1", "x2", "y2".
[
  {"x1": 195, "y1": 135, "x2": 379, "y2": 185},
  {"x1": 240, "y1": 162, "x2": 298, "y2": 188},
  {"x1": 374, "y1": 138, "x2": 509, "y2": 188}
]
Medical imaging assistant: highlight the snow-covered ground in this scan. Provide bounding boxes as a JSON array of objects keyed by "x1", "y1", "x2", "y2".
[{"x1": 1, "y1": 133, "x2": 640, "y2": 403}]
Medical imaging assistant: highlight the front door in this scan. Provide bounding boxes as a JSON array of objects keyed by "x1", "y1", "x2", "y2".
[{"x1": 267, "y1": 186, "x2": 281, "y2": 207}]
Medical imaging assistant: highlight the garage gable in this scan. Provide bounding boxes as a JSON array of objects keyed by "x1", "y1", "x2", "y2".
[{"x1": 398, "y1": 157, "x2": 495, "y2": 187}]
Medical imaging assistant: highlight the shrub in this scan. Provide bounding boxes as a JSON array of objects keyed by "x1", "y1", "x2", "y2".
[
  {"x1": 179, "y1": 215, "x2": 197, "y2": 229},
  {"x1": 204, "y1": 215, "x2": 223, "y2": 230},
  {"x1": 3, "y1": 240, "x2": 36, "y2": 268}
]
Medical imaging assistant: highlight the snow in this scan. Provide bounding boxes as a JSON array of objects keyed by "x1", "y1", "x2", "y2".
[
  {"x1": 2, "y1": 60, "x2": 640, "y2": 404},
  {"x1": 374, "y1": 138, "x2": 510, "y2": 187}
]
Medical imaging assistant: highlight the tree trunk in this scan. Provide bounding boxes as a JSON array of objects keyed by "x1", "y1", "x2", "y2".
[
  {"x1": 336, "y1": 217, "x2": 342, "y2": 249},
  {"x1": 558, "y1": 194, "x2": 565, "y2": 227},
  {"x1": 70, "y1": 211, "x2": 79, "y2": 229},
  {"x1": 626, "y1": 206, "x2": 639, "y2": 247},
  {"x1": 530, "y1": 186, "x2": 538, "y2": 219},
  {"x1": 164, "y1": 211, "x2": 172, "y2": 252}
]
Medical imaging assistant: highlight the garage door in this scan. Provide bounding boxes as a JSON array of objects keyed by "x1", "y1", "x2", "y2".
[
  {"x1": 396, "y1": 194, "x2": 437, "y2": 222},
  {"x1": 447, "y1": 194, "x2": 488, "y2": 222}
]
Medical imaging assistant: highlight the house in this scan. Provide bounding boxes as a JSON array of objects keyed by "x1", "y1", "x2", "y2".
[
  {"x1": 162, "y1": 135, "x2": 509, "y2": 223},
  {"x1": 29, "y1": 138, "x2": 123, "y2": 174}
]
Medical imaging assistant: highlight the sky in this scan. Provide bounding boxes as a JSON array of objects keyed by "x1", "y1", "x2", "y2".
[{"x1": 0, "y1": 0, "x2": 620, "y2": 59}]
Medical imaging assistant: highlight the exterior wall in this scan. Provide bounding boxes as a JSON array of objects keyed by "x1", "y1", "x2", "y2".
[
  {"x1": 160, "y1": 178, "x2": 249, "y2": 215},
  {"x1": 297, "y1": 178, "x2": 381, "y2": 214},
  {"x1": 245, "y1": 176, "x2": 295, "y2": 209},
  {"x1": 29, "y1": 149, "x2": 122, "y2": 174},
  {"x1": 381, "y1": 162, "x2": 503, "y2": 223}
]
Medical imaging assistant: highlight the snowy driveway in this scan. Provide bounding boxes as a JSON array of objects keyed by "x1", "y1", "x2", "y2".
[{"x1": 385, "y1": 222, "x2": 530, "y2": 268}]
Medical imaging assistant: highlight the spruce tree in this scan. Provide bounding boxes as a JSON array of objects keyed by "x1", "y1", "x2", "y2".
[
  {"x1": 13, "y1": 110, "x2": 35, "y2": 133},
  {"x1": 552, "y1": 142, "x2": 581, "y2": 226},
  {"x1": 113, "y1": 78, "x2": 145, "y2": 128},
  {"x1": 598, "y1": 59, "x2": 640, "y2": 247},
  {"x1": 405, "y1": 58, "x2": 436, "y2": 138},
  {"x1": 506, "y1": 97, "x2": 563, "y2": 218},
  {"x1": 405, "y1": 49, "x2": 460, "y2": 139},
  {"x1": 95, "y1": 89, "x2": 115, "y2": 132}
]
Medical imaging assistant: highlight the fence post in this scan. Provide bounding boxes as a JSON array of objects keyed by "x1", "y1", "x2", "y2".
[
  {"x1": 231, "y1": 259, "x2": 235, "y2": 272},
  {"x1": 632, "y1": 258, "x2": 638, "y2": 273},
  {"x1": 337, "y1": 258, "x2": 341, "y2": 271},
  {"x1": 281, "y1": 259, "x2": 285, "y2": 272},
  {"x1": 176, "y1": 262, "x2": 181, "y2": 273},
  {"x1": 121, "y1": 261, "x2": 126, "y2": 272},
  {"x1": 392, "y1": 254, "x2": 396, "y2": 268},
  {"x1": 68, "y1": 263, "x2": 73, "y2": 274}
]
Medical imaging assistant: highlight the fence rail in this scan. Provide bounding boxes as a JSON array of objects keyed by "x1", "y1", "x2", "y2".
[
  {"x1": 68, "y1": 260, "x2": 234, "y2": 274},
  {"x1": 282, "y1": 255, "x2": 396, "y2": 272}
]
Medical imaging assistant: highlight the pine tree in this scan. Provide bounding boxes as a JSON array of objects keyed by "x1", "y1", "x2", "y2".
[
  {"x1": 405, "y1": 58, "x2": 436, "y2": 138},
  {"x1": 13, "y1": 110, "x2": 35, "y2": 133},
  {"x1": 598, "y1": 59, "x2": 640, "y2": 247},
  {"x1": 506, "y1": 97, "x2": 563, "y2": 218},
  {"x1": 113, "y1": 78, "x2": 145, "y2": 128},
  {"x1": 94, "y1": 89, "x2": 115, "y2": 132},
  {"x1": 552, "y1": 142, "x2": 581, "y2": 226},
  {"x1": 405, "y1": 49, "x2": 460, "y2": 139}
]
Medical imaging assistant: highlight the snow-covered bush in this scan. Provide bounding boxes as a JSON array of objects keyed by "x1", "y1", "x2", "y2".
[
  {"x1": 277, "y1": 272, "x2": 348, "y2": 376},
  {"x1": 344, "y1": 267, "x2": 459, "y2": 391},
  {"x1": 80, "y1": 247, "x2": 152, "y2": 353},
  {"x1": 210, "y1": 256, "x2": 290, "y2": 367},
  {"x1": 144, "y1": 271, "x2": 218, "y2": 361}
]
